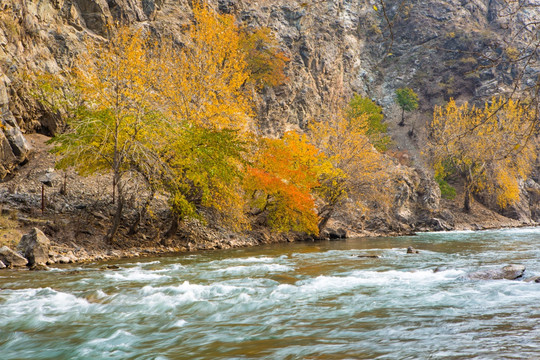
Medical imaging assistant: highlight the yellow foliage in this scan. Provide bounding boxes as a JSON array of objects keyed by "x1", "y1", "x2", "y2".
[
  {"x1": 309, "y1": 108, "x2": 391, "y2": 228},
  {"x1": 429, "y1": 97, "x2": 537, "y2": 210},
  {"x1": 156, "y1": 3, "x2": 253, "y2": 133}
]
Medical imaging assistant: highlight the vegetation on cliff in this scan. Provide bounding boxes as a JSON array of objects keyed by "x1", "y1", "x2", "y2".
[{"x1": 33, "y1": 4, "x2": 393, "y2": 240}]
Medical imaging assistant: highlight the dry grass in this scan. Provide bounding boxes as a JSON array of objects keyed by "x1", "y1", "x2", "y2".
[{"x1": 0, "y1": 211, "x2": 22, "y2": 248}]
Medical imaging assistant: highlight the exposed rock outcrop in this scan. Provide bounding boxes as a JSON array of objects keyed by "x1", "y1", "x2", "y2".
[{"x1": 0, "y1": 0, "x2": 538, "y2": 228}]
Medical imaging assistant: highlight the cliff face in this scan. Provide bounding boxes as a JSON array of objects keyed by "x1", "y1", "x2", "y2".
[{"x1": 0, "y1": 0, "x2": 538, "y2": 224}]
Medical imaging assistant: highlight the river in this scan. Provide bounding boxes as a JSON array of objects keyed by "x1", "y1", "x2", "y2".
[{"x1": 1, "y1": 227, "x2": 540, "y2": 359}]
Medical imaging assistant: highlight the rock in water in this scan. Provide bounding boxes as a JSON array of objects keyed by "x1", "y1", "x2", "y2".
[
  {"x1": 524, "y1": 276, "x2": 540, "y2": 283},
  {"x1": 407, "y1": 246, "x2": 420, "y2": 254},
  {"x1": 0, "y1": 260, "x2": 5, "y2": 269},
  {"x1": 18, "y1": 228, "x2": 51, "y2": 266},
  {"x1": 0, "y1": 246, "x2": 28, "y2": 268},
  {"x1": 467, "y1": 264, "x2": 526, "y2": 280}
]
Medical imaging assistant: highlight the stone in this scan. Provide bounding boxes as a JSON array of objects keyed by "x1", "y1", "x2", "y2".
[
  {"x1": 57, "y1": 256, "x2": 71, "y2": 264},
  {"x1": 29, "y1": 263, "x2": 50, "y2": 271},
  {"x1": 357, "y1": 255, "x2": 380, "y2": 259},
  {"x1": 406, "y1": 246, "x2": 420, "y2": 254},
  {"x1": 18, "y1": 228, "x2": 51, "y2": 266},
  {"x1": 524, "y1": 276, "x2": 540, "y2": 283},
  {"x1": 0, "y1": 246, "x2": 28, "y2": 267},
  {"x1": 325, "y1": 228, "x2": 347, "y2": 240},
  {"x1": 467, "y1": 265, "x2": 526, "y2": 280},
  {"x1": 0, "y1": 260, "x2": 5, "y2": 269}
]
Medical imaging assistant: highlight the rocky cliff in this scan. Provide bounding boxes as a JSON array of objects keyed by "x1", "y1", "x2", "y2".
[{"x1": 0, "y1": 0, "x2": 538, "y2": 227}]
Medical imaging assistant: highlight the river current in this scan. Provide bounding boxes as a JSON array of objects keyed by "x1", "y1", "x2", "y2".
[{"x1": 1, "y1": 227, "x2": 540, "y2": 359}]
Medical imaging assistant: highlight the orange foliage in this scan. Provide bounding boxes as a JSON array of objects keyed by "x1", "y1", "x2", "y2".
[{"x1": 247, "y1": 131, "x2": 323, "y2": 234}]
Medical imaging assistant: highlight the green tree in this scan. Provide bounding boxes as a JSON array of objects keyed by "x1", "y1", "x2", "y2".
[
  {"x1": 347, "y1": 94, "x2": 390, "y2": 151},
  {"x1": 395, "y1": 87, "x2": 418, "y2": 126}
]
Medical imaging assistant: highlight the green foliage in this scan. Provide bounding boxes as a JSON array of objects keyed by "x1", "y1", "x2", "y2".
[
  {"x1": 165, "y1": 127, "x2": 248, "y2": 227},
  {"x1": 347, "y1": 94, "x2": 391, "y2": 151},
  {"x1": 395, "y1": 87, "x2": 419, "y2": 112},
  {"x1": 395, "y1": 87, "x2": 419, "y2": 126},
  {"x1": 435, "y1": 175, "x2": 457, "y2": 200}
]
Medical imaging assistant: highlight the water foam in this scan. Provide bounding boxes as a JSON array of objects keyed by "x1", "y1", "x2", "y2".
[{"x1": 104, "y1": 270, "x2": 169, "y2": 282}]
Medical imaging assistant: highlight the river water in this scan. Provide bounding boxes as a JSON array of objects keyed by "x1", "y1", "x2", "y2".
[{"x1": 1, "y1": 227, "x2": 540, "y2": 359}]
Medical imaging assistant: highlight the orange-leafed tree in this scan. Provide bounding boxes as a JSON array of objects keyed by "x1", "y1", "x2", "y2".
[{"x1": 246, "y1": 131, "x2": 327, "y2": 235}]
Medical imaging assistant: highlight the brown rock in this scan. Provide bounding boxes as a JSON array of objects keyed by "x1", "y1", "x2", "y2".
[
  {"x1": 467, "y1": 265, "x2": 526, "y2": 280},
  {"x1": 0, "y1": 246, "x2": 28, "y2": 267},
  {"x1": 18, "y1": 228, "x2": 51, "y2": 266},
  {"x1": 406, "y1": 246, "x2": 420, "y2": 254}
]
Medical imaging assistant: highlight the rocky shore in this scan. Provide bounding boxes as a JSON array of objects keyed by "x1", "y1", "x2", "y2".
[{"x1": 0, "y1": 134, "x2": 535, "y2": 271}]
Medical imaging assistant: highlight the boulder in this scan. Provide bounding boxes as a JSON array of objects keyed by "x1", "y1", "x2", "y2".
[
  {"x1": 524, "y1": 276, "x2": 540, "y2": 283},
  {"x1": 406, "y1": 246, "x2": 420, "y2": 254},
  {"x1": 18, "y1": 228, "x2": 51, "y2": 266},
  {"x1": 57, "y1": 256, "x2": 72, "y2": 264},
  {"x1": 29, "y1": 263, "x2": 50, "y2": 271},
  {"x1": 0, "y1": 260, "x2": 5, "y2": 269},
  {"x1": 467, "y1": 264, "x2": 525, "y2": 280},
  {"x1": 0, "y1": 246, "x2": 28, "y2": 267},
  {"x1": 325, "y1": 228, "x2": 347, "y2": 240}
]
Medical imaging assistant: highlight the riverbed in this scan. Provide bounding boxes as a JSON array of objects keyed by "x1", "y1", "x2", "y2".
[{"x1": 1, "y1": 227, "x2": 540, "y2": 359}]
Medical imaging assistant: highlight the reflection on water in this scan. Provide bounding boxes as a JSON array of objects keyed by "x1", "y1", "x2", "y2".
[{"x1": 1, "y1": 227, "x2": 540, "y2": 359}]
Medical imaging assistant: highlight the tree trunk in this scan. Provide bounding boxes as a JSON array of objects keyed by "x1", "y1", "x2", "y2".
[
  {"x1": 128, "y1": 192, "x2": 154, "y2": 235},
  {"x1": 165, "y1": 215, "x2": 179, "y2": 239},
  {"x1": 105, "y1": 194, "x2": 124, "y2": 242},
  {"x1": 464, "y1": 186, "x2": 471, "y2": 213},
  {"x1": 318, "y1": 206, "x2": 335, "y2": 235},
  {"x1": 398, "y1": 108, "x2": 405, "y2": 126}
]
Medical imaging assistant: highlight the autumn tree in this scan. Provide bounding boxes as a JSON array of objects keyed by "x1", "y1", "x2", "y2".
[
  {"x1": 428, "y1": 97, "x2": 537, "y2": 212},
  {"x1": 157, "y1": 3, "x2": 252, "y2": 132},
  {"x1": 309, "y1": 106, "x2": 392, "y2": 233},
  {"x1": 395, "y1": 87, "x2": 418, "y2": 126},
  {"x1": 239, "y1": 27, "x2": 289, "y2": 88},
  {"x1": 153, "y1": 4, "x2": 255, "y2": 235},
  {"x1": 246, "y1": 131, "x2": 326, "y2": 235},
  {"x1": 49, "y1": 4, "x2": 258, "y2": 241},
  {"x1": 50, "y1": 26, "x2": 162, "y2": 241}
]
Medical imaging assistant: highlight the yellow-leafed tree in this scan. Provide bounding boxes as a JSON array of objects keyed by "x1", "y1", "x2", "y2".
[
  {"x1": 309, "y1": 105, "x2": 391, "y2": 233},
  {"x1": 51, "y1": 27, "x2": 163, "y2": 241},
  {"x1": 428, "y1": 97, "x2": 537, "y2": 212}
]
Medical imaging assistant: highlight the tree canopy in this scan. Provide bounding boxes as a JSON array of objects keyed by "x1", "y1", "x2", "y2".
[
  {"x1": 395, "y1": 87, "x2": 419, "y2": 126},
  {"x1": 428, "y1": 97, "x2": 537, "y2": 212}
]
